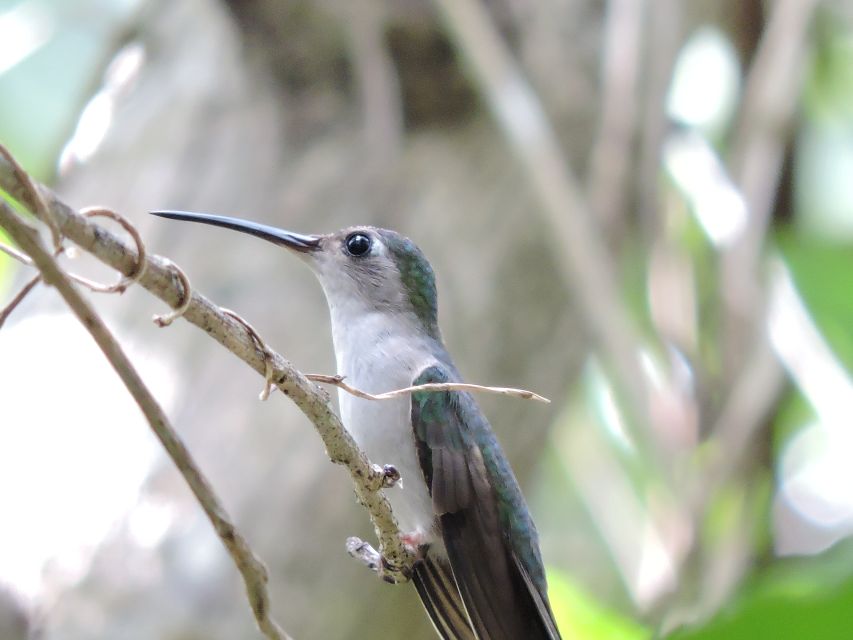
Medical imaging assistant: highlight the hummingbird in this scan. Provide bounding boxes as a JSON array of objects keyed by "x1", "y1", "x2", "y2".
[{"x1": 151, "y1": 210, "x2": 562, "y2": 639}]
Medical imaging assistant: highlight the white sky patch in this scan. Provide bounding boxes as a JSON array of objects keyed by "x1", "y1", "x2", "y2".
[
  {"x1": 59, "y1": 41, "x2": 145, "y2": 171},
  {"x1": 664, "y1": 129, "x2": 748, "y2": 247},
  {"x1": 664, "y1": 28, "x2": 748, "y2": 248},
  {"x1": 127, "y1": 498, "x2": 176, "y2": 550},
  {"x1": 0, "y1": 2, "x2": 54, "y2": 75},
  {"x1": 61, "y1": 90, "x2": 114, "y2": 164},
  {"x1": 667, "y1": 27, "x2": 740, "y2": 132},
  {"x1": 0, "y1": 313, "x2": 177, "y2": 600}
]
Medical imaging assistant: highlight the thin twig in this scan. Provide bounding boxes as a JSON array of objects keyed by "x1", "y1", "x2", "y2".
[
  {"x1": 306, "y1": 373, "x2": 550, "y2": 404},
  {"x1": 79, "y1": 207, "x2": 147, "y2": 293},
  {"x1": 1, "y1": 211, "x2": 147, "y2": 296},
  {"x1": 152, "y1": 258, "x2": 192, "y2": 326},
  {"x1": 0, "y1": 273, "x2": 41, "y2": 328},
  {"x1": 0, "y1": 200, "x2": 293, "y2": 640},
  {"x1": 0, "y1": 145, "x2": 416, "y2": 583},
  {"x1": 0, "y1": 144, "x2": 62, "y2": 250},
  {"x1": 0, "y1": 240, "x2": 34, "y2": 265},
  {"x1": 221, "y1": 308, "x2": 277, "y2": 401}
]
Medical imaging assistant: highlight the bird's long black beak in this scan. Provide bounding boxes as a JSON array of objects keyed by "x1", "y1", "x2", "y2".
[{"x1": 150, "y1": 210, "x2": 320, "y2": 252}]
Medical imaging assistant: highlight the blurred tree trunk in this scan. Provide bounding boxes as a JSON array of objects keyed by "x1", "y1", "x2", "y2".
[{"x1": 0, "y1": 590, "x2": 27, "y2": 640}]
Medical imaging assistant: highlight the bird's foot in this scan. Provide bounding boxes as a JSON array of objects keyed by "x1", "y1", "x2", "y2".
[
  {"x1": 370, "y1": 463, "x2": 403, "y2": 489},
  {"x1": 346, "y1": 536, "x2": 382, "y2": 572},
  {"x1": 346, "y1": 536, "x2": 416, "y2": 584},
  {"x1": 400, "y1": 529, "x2": 430, "y2": 557}
]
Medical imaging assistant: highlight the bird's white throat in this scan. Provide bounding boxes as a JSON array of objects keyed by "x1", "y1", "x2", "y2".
[{"x1": 329, "y1": 304, "x2": 440, "y2": 541}]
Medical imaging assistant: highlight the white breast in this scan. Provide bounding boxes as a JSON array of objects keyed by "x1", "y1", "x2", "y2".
[{"x1": 332, "y1": 310, "x2": 439, "y2": 541}]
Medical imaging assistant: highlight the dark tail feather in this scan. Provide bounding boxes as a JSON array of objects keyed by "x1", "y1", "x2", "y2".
[
  {"x1": 413, "y1": 556, "x2": 477, "y2": 640},
  {"x1": 512, "y1": 553, "x2": 563, "y2": 639}
]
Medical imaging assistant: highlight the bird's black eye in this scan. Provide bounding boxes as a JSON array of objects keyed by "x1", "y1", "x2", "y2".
[{"x1": 345, "y1": 232, "x2": 372, "y2": 257}]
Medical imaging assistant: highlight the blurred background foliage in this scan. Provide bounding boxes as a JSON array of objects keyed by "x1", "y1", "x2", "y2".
[{"x1": 1, "y1": 0, "x2": 853, "y2": 638}]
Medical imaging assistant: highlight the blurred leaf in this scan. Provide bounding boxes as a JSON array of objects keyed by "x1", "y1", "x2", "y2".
[
  {"x1": 771, "y1": 387, "x2": 817, "y2": 458},
  {"x1": 0, "y1": 0, "x2": 141, "y2": 181},
  {"x1": 667, "y1": 537, "x2": 853, "y2": 640},
  {"x1": 799, "y1": 16, "x2": 853, "y2": 238},
  {"x1": 546, "y1": 567, "x2": 650, "y2": 640},
  {"x1": 806, "y1": 15, "x2": 853, "y2": 123},
  {"x1": 794, "y1": 124, "x2": 853, "y2": 239},
  {"x1": 776, "y1": 234, "x2": 853, "y2": 373},
  {"x1": 0, "y1": 226, "x2": 13, "y2": 296}
]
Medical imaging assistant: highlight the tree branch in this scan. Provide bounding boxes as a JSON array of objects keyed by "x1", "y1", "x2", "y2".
[
  {"x1": 721, "y1": 0, "x2": 819, "y2": 367},
  {"x1": 708, "y1": 0, "x2": 818, "y2": 490},
  {"x1": 0, "y1": 272, "x2": 40, "y2": 327},
  {"x1": 587, "y1": 0, "x2": 643, "y2": 235},
  {"x1": 0, "y1": 200, "x2": 293, "y2": 640},
  {"x1": 0, "y1": 148, "x2": 415, "y2": 584},
  {"x1": 306, "y1": 373, "x2": 551, "y2": 404}
]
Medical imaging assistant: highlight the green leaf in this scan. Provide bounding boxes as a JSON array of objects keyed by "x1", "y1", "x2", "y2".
[
  {"x1": 776, "y1": 234, "x2": 853, "y2": 373},
  {"x1": 667, "y1": 537, "x2": 853, "y2": 640},
  {"x1": 546, "y1": 567, "x2": 651, "y2": 640},
  {"x1": 0, "y1": 226, "x2": 15, "y2": 297}
]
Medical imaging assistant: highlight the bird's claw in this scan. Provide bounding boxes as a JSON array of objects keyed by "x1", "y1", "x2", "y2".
[
  {"x1": 346, "y1": 536, "x2": 414, "y2": 584},
  {"x1": 371, "y1": 463, "x2": 403, "y2": 489}
]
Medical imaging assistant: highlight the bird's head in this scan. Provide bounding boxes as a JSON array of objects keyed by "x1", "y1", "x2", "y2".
[{"x1": 150, "y1": 211, "x2": 440, "y2": 339}]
